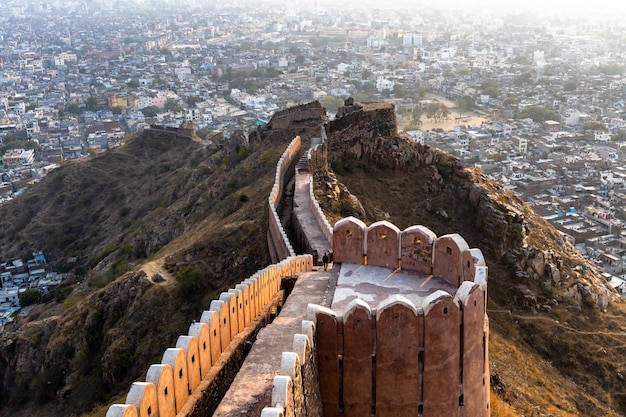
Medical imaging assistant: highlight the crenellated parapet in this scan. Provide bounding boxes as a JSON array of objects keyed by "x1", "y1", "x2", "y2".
[
  {"x1": 268, "y1": 136, "x2": 302, "y2": 262},
  {"x1": 106, "y1": 255, "x2": 314, "y2": 417},
  {"x1": 333, "y1": 216, "x2": 488, "y2": 285},
  {"x1": 261, "y1": 282, "x2": 489, "y2": 417},
  {"x1": 260, "y1": 217, "x2": 490, "y2": 417}
]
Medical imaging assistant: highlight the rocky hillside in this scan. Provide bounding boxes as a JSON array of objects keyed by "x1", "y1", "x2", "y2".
[
  {"x1": 0, "y1": 102, "x2": 328, "y2": 417},
  {"x1": 314, "y1": 101, "x2": 626, "y2": 416}
]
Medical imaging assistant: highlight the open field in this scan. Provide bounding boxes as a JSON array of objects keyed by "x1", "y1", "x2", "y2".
[{"x1": 398, "y1": 93, "x2": 488, "y2": 132}]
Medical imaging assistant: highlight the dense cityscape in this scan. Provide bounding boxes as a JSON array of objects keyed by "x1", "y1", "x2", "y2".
[{"x1": 2, "y1": 0, "x2": 626, "y2": 326}]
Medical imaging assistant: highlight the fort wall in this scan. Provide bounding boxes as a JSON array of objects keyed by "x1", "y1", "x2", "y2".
[
  {"x1": 149, "y1": 124, "x2": 195, "y2": 139},
  {"x1": 260, "y1": 284, "x2": 489, "y2": 417},
  {"x1": 261, "y1": 218, "x2": 489, "y2": 417},
  {"x1": 308, "y1": 143, "x2": 334, "y2": 247},
  {"x1": 268, "y1": 136, "x2": 301, "y2": 262},
  {"x1": 266, "y1": 101, "x2": 326, "y2": 131},
  {"x1": 106, "y1": 255, "x2": 314, "y2": 417},
  {"x1": 333, "y1": 216, "x2": 488, "y2": 284}
]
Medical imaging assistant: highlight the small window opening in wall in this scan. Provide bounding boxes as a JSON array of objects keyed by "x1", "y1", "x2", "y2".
[
  {"x1": 147, "y1": 406, "x2": 152, "y2": 416},
  {"x1": 214, "y1": 329, "x2": 217, "y2": 337},
  {"x1": 232, "y1": 307, "x2": 235, "y2": 313},
  {"x1": 203, "y1": 342, "x2": 207, "y2": 350},
  {"x1": 443, "y1": 307, "x2": 448, "y2": 315},
  {"x1": 418, "y1": 404, "x2": 424, "y2": 415},
  {"x1": 414, "y1": 237, "x2": 422, "y2": 244},
  {"x1": 446, "y1": 247, "x2": 452, "y2": 255},
  {"x1": 474, "y1": 300, "x2": 477, "y2": 306},
  {"x1": 379, "y1": 232, "x2": 386, "y2": 240},
  {"x1": 467, "y1": 260, "x2": 470, "y2": 268},
  {"x1": 164, "y1": 387, "x2": 168, "y2": 396},
  {"x1": 223, "y1": 318, "x2": 227, "y2": 324},
  {"x1": 459, "y1": 394, "x2": 464, "y2": 406},
  {"x1": 346, "y1": 229, "x2": 353, "y2": 237},
  {"x1": 192, "y1": 355, "x2": 195, "y2": 363},
  {"x1": 179, "y1": 369, "x2": 183, "y2": 379}
]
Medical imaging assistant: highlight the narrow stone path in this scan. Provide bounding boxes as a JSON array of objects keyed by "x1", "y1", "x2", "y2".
[{"x1": 293, "y1": 150, "x2": 332, "y2": 261}]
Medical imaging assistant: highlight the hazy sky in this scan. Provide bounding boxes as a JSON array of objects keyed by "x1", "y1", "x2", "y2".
[{"x1": 325, "y1": 0, "x2": 626, "y2": 18}]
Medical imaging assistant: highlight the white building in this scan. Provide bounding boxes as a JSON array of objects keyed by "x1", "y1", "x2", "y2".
[
  {"x1": 594, "y1": 132, "x2": 611, "y2": 142},
  {"x1": 376, "y1": 76, "x2": 394, "y2": 92}
]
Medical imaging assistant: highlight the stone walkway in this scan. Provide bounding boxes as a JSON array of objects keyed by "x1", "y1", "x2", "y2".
[
  {"x1": 293, "y1": 152, "x2": 332, "y2": 260},
  {"x1": 213, "y1": 147, "x2": 337, "y2": 416},
  {"x1": 212, "y1": 270, "x2": 331, "y2": 417}
]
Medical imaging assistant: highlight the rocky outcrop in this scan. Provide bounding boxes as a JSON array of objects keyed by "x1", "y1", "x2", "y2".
[{"x1": 252, "y1": 101, "x2": 328, "y2": 143}]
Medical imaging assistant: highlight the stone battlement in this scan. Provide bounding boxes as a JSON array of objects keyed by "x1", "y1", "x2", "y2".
[
  {"x1": 259, "y1": 218, "x2": 490, "y2": 417},
  {"x1": 261, "y1": 281, "x2": 489, "y2": 417},
  {"x1": 333, "y1": 217, "x2": 487, "y2": 287},
  {"x1": 105, "y1": 256, "x2": 314, "y2": 417}
]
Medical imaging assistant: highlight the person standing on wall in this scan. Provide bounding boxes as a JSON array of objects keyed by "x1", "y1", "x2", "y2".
[{"x1": 322, "y1": 252, "x2": 329, "y2": 271}]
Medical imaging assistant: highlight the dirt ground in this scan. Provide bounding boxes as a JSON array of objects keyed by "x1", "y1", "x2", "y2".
[{"x1": 398, "y1": 94, "x2": 488, "y2": 132}]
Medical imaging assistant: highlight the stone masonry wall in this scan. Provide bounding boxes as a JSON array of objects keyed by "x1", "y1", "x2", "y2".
[
  {"x1": 105, "y1": 255, "x2": 314, "y2": 417},
  {"x1": 261, "y1": 219, "x2": 489, "y2": 417},
  {"x1": 307, "y1": 144, "x2": 334, "y2": 247},
  {"x1": 268, "y1": 136, "x2": 301, "y2": 263}
]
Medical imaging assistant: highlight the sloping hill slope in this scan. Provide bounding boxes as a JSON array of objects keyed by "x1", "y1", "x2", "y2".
[{"x1": 0, "y1": 130, "x2": 288, "y2": 416}]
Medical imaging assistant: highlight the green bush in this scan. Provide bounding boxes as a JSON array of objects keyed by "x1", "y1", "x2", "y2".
[
  {"x1": 19, "y1": 288, "x2": 42, "y2": 306},
  {"x1": 238, "y1": 147, "x2": 250, "y2": 159},
  {"x1": 176, "y1": 266, "x2": 208, "y2": 298},
  {"x1": 238, "y1": 193, "x2": 249, "y2": 202}
]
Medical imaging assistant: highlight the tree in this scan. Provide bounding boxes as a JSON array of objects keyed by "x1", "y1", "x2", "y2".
[
  {"x1": 186, "y1": 96, "x2": 202, "y2": 107},
  {"x1": 516, "y1": 105, "x2": 558, "y2": 122},
  {"x1": 140, "y1": 106, "x2": 160, "y2": 117},
  {"x1": 480, "y1": 80, "x2": 499, "y2": 97},
  {"x1": 126, "y1": 79, "x2": 140, "y2": 89},
  {"x1": 85, "y1": 96, "x2": 99, "y2": 111},
  {"x1": 563, "y1": 80, "x2": 577, "y2": 91},
  {"x1": 19, "y1": 288, "x2": 42, "y2": 306},
  {"x1": 426, "y1": 101, "x2": 450, "y2": 123},
  {"x1": 582, "y1": 121, "x2": 607, "y2": 132},
  {"x1": 164, "y1": 99, "x2": 182, "y2": 113},
  {"x1": 392, "y1": 83, "x2": 406, "y2": 98},
  {"x1": 65, "y1": 103, "x2": 82, "y2": 115},
  {"x1": 457, "y1": 95, "x2": 474, "y2": 116}
]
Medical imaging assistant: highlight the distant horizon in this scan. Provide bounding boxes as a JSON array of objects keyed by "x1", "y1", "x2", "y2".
[{"x1": 4, "y1": 0, "x2": 626, "y2": 21}]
